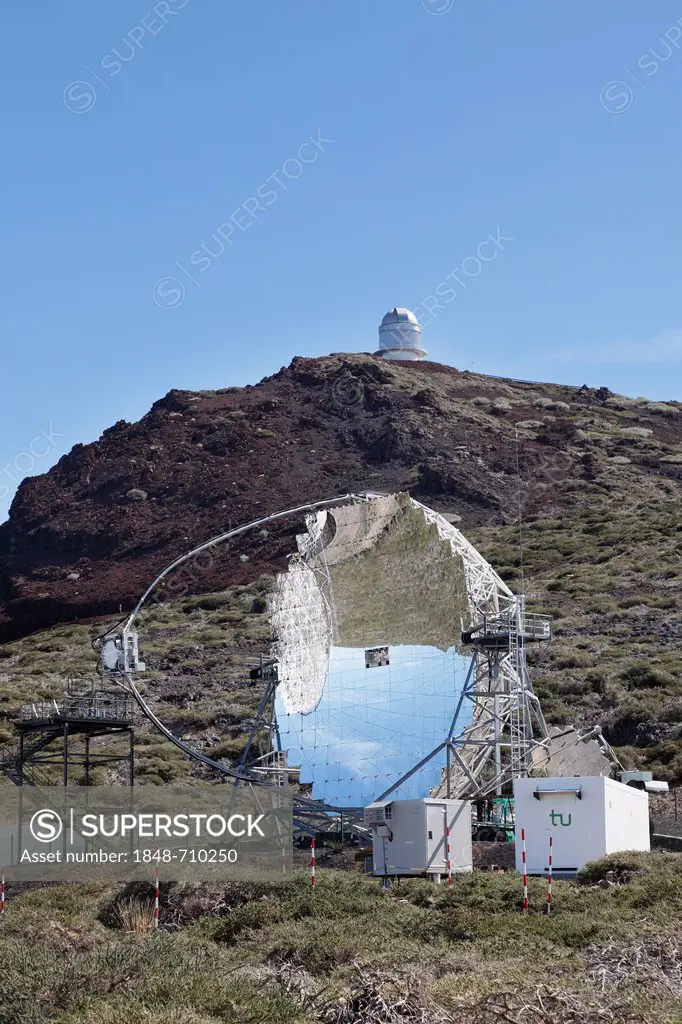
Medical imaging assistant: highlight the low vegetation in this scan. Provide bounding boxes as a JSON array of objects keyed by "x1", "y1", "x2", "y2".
[
  {"x1": 2, "y1": 498, "x2": 681, "y2": 786},
  {"x1": 470, "y1": 495, "x2": 682, "y2": 781},
  {"x1": 1, "y1": 853, "x2": 682, "y2": 1023}
]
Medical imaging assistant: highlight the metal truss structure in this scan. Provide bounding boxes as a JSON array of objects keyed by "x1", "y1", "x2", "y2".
[
  {"x1": 436, "y1": 597, "x2": 552, "y2": 798},
  {"x1": 410, "y1": 498, "x2": 513, "y2": 615},
  {"x1": 270, "y1": 556, "x2": 333, "y2": 715},
  {"x1": 374, "y1": 596, "x2": 553, "y2": 803},
  {"x1": 0, "y1": 687, "x2": 135, "y2": 788},
  {"x1": 405, "y1": 497, "x2": 552, "y2": 800},
  {"x1": 93, "y1": 492, "x2": 555, "y2": 816}
]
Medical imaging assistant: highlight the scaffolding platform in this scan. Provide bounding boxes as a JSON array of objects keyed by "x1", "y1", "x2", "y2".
[
  {"x1": 17, "y1": 694, "x2": 134, "y2": 731},
  {"x1": 462, "y1": 610, "x2": 552, "y2": 648},
  {"x1": 1, "y1": 690, "x2": 136, "y2": 787}
]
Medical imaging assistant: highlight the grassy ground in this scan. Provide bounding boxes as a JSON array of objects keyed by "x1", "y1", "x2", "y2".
[
  {"x1": 2, "y1": 526, "x2": 681, "y2": 786},
  {"x1": 1, "y1": 852, "x2": 682, "y2": 1023},
  {"x1": 469, "y1": 494, "x2": 682, "y2": 782},
  {"x1": 1, "y1": 479, "x2": 680, "y2": 786},
  {"x1": 0, "y1": 580, "x2": 273, "y2": 785}
]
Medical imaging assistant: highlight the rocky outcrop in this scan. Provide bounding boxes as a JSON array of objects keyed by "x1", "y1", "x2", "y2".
[{"x1": 0, "y1": 353, "x2": 680, "y2": 641}]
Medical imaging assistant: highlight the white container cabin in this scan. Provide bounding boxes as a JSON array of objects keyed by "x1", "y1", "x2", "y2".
[
  {"x1": 364, "y1": 798, "x2": 472, "y2": 881},
  {"x1": 513, "y1": 775, "x2": 650, "y2": 875}
]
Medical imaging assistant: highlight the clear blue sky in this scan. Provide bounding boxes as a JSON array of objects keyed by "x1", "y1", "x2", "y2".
[{"x1": 3, "y1": 0, "x2": 682, "y2": 521}]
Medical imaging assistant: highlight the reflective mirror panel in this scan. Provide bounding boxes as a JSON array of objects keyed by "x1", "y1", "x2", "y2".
[
  {"x1": 276, "y1": 643, "x2": 470, "y2": 806},
  {"x1": 271, "y1": 494, "x2": 474, "y2": 806}
]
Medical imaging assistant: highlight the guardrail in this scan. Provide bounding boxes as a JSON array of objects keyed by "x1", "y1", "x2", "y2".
[
  {"x1": 465, "y1": 611, "x2": 552, "y2": 642},
  {"x1": 19, "y1": 696, "x2": 134, "y2": 723}
]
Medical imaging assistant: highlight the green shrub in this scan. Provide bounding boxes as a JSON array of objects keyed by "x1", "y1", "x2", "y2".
[
  {"x1": 620, "y1": 663, "x2": 676, "y2": 689},
  {"x1": 182, "y1": 593, "x2": 233, "y2": 613},
  {"x1": 207, "y1": 735, "x2": 251, "y2": 760},
  {"x1": 576, "y1": 850, "x2": 654, "y2": 885},
  {"x1": 553, "y1": 651, "x2": 593, "y2": 669}
]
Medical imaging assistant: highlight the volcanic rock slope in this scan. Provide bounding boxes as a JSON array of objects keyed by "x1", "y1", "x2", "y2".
[{"x1": 0, "y1": 353, "x2": 681, "y2": 773}]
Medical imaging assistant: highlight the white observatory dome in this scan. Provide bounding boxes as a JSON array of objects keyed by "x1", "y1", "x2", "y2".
[{"x1": 377, "y1": 307, "x2": 426, "y2": 361}]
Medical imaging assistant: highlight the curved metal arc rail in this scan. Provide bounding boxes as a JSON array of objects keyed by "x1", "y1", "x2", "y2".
[
  {"x1": 113, "y1": 490, "x2": 481, "y2": 819},
  {"x1": 124, "y1": 493, "x2": 364, "y2": 629},
  {"x1": 117, "y1": 492, "x2": 375, "y2": 817}
]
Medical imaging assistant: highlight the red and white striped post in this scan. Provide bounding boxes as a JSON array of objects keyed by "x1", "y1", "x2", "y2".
[
  {"x1": 546, "y1": 835, "x2": 553, "y2": 914},
  {"x1": 311, "y1": 838, "x2": 316, "y2": 887},
  {"x1": 153, "y1": 865, "x2": 159, "y2": 930},
  {"x1": 445, "y1": 824, "x2": 452, "y2": 885},
  {"x1": 1, "y1": 866, "x2": 5, "y2": 915},
  {"x1": 521, "y1": 829, "x2": 528, "y2": 912}
]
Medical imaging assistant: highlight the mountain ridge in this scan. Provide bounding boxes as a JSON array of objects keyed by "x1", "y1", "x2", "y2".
[
  {"x1": 0, "y1": 352, "x2": 681, "y2": 778},
  {"x1": 0, "y1": 352, "x2": 680, "y2": 641}
]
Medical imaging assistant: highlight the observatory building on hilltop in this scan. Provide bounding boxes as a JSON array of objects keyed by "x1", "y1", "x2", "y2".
[{"x1": 377, "y1": 307, "x2": 426, "y2": 361}]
